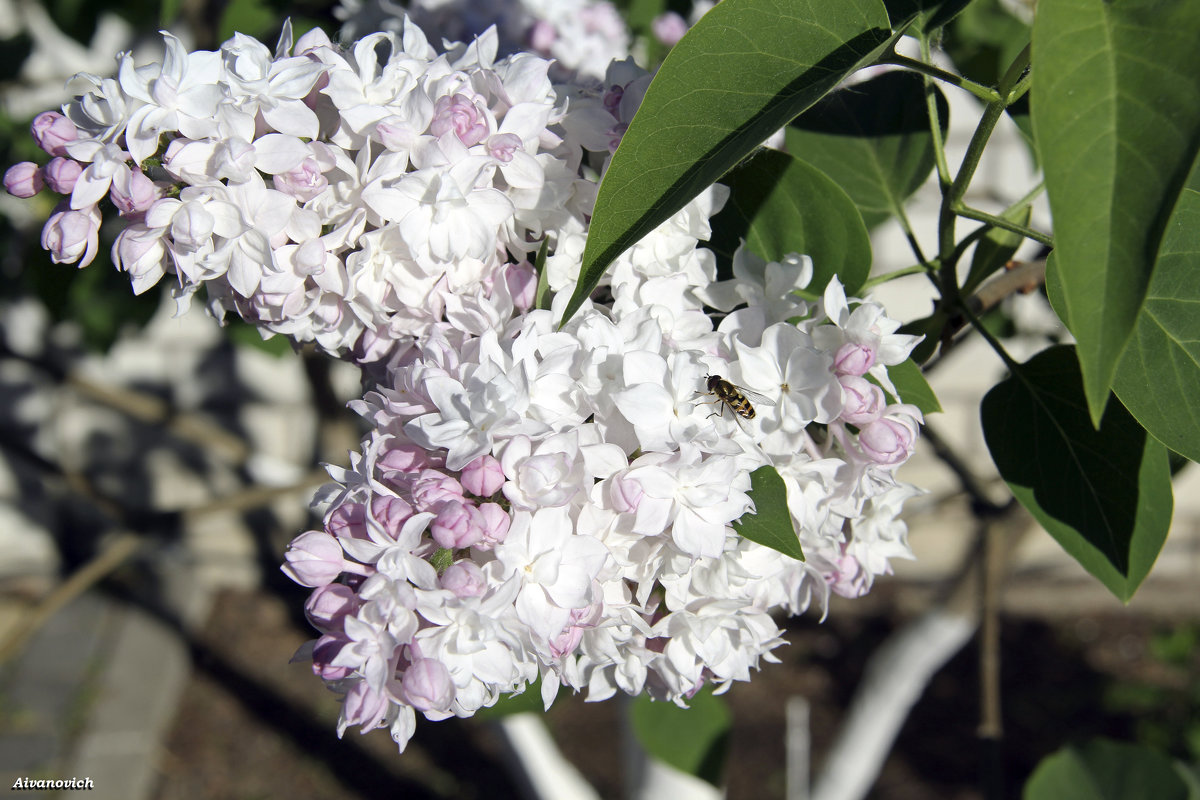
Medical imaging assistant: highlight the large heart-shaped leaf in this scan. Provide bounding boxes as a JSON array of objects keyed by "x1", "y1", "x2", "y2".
[
  {"x1": 1023, "y1": 739, "x2": 1192, "y2": 800},
  {"x1": 734, "y1": 465, "x2": 805, "y2": 562},
  {"x1": 631, "y1": 688, "x2": 731, "y2": 787},
  {"x1": 1032, "y1": 0, "x2": 1200, "y2": 425},
  {"x1": 981, "y1": 345, "x2": 1172, "y2": 602},
  {"x1": 707, "y1": 149, "x2": 872, "y2": 294},
  {"x1": 562, "y1": 0, "x2": 895, "y2": 324},
  {"x1": 1112, "y1": 150, "x2": 1200, "y2": 464},
  {"x1": 785, "y1": 70, "x2": 948, "y2": 230}
]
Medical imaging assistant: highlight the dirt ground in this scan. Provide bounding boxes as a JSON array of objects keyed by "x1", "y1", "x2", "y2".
[{"x1": 149, "y1": 583, "x2": 1197, "y2": 800}]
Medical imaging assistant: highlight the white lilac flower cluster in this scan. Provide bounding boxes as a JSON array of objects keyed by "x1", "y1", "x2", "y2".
[
  {"x1": 4, "y1": 20, "x2": 642, "y2": 360},
  {"x1": 334, "y1": 0, "x2": 630, "y2": 80},
  {"x1": 279, "y1": 209, "x2": 923, "y2": 749},
  {"x1": 6, "y1": 18, "x2": 924, "y2": 753}
]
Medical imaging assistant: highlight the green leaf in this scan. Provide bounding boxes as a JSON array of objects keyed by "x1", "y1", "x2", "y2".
[
  {"x1": 981, "y1": 345, "x2": 1172, "y2": 603},
  {"x1": 1023, "y1": 739, "x2": 1191, "y2": 800},
  {"x1": 562, "y1": 0, "x2": 895, "y2": 324},
  {"x1": 902, "y1": 309, "x2": 951, "y2": 366},
  {"x1": 707, "y1": 149, "x2": 872, "y2": 294},
  {"x1": 883, "y1": 0, "x2": 973, "y2": 34},
  {"x1": 943, "y1": 0, "x2": 1031, "y2": 90},
  {"x1": 785, "y1": 70, "x2": 949, "y2": 231},
  {"x1": 1112, "y1": 149, "x2": 1200, "y2": 464},
  {"x1": 733, "y1": 465, "x2": 804, "y2": 561},
  {"x1": 885, "y1": 358, "x2": 942, "y2": 415},
  {"x1": 1032, "y1": 0, "x2": 1200, "y2": 425},
  {"x1": 473, "y1": 678, "x2": 554, "y2": 719},
  {"x1": 962, "y1": 204, "x2": 1032, "y2": 296},
  {"x1": 159, "y1": 0, "x2": 182, "y2": 25},
  {"x1": 218, "y1": 0, "x2": 277, "y2": 41},
  {"x1": 226, "y1": 318, "x2": 294, "y2": 357},
  {"x1": 631, "y1": 687, "x2": 731, "y2": 787},
  {"x1": 533, "y1": 238, "x2": 553, "y2": 311}
]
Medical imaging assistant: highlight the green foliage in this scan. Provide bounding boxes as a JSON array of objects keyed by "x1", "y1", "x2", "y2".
[
  {"x1": 962, "y1": 204, "x2": 1031, "y2": 296},
  {"x1": 785, "y1": 71, "x2": 949, "y2": 231},
  {"x1": 706, "y1": 149, "x2": 872, "y2": 295},
  {"x1": 885, "y1": 358, "x2": 941, "y2": 415},
  {"x1": 563, "y1": 0, "x2": 896, "y2": 324},
  {"x1": 630, "y1": 688, "x2": 731, "y2": 787},
  {"x1": 733, "y1": 466, "x2": 804, "y2": 562},
  {"x1": 1112, "y1": 149, "x2": 1200, "y2": 464},
  {"x1": 1023, "y1": 738, "x2": 1194, "y2": 800},
  {"x1": 981, "y1": 346, "x2": 1172, "y2": 603},
  {"x1": 1032, "y1": 0, "x2": 1200, "y2": 425}
]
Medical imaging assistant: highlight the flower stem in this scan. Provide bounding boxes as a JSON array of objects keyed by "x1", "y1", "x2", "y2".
[{"x1": 883, "y1": 53, "x2": 1003, "y2": 104}]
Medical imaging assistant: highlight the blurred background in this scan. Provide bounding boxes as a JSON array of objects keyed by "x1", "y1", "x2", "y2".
[{"x1": 0, "y1": 1, "x2": 1196, "y2": 798}]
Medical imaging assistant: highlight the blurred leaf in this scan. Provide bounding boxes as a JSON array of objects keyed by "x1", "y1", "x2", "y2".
[
  {"x1": 631, "y1": 687, "x2": 731, "y2": 787},
  {"x1": 533, "y1": 237, "x2": 552, "y2": 311},
  {"x1": 734, "y1": 465, "x2": 804, "y2": 561},
  {"x1": 883, "y1": 0, "x2": 973, "y2": 32},
  {"x1": 902, "y1": 309, "x2": 950, "y2": 366},
  {"x1": 1112, "y1": 149, "x2": 1200, "y2": 464},
  {"x1": 1023, "y1": 738, "x2": 1191, "y2": 800},
  {"x1": 885, "y1": 357, "x2": 941, "y2": 414},
  {"x1": 563, "y1": 0, "x2": 895, "y2": 323},
  {"x1": 708, "y1": 149, "x2": 871, "y2": 295},
  {"x1": 219, "y1": 0, "x2": 278, "y2": 42},
  {"x1": 785, "y1": 71, "x2": 949, "y2": 230},
  {"x1": 225, "y1": 319, "x2": 294, "y2": 357},
  {"x1": 473, "y1": 679, "x2": 553, "y2": 719},
  {"x1": 1032, "y1": 0, "x2": 1200, "y2": 425},
  {"x1": 160, "y1": 0, "x2": 182, "y2": 25},
  {"x1": 981, "y1": 345, "x2": 1172, "y2": 603},
  {"x1": 962, "y1": 204, "x2": 1031, "y2": 295},
  {"x1": 943, "y1": 0, "x2": 1031, "y2": 88}
]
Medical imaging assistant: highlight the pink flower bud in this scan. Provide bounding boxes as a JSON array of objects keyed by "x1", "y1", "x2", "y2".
[
  {"x1": 475, "y1": 502, "x2": 511, "y2": 549},
  {"x1": 857, "y1": 417, "x2": 916, "y2": 466},
  {"x1": 528, "y1": 19, "x2": 557, "y2": 52},
  {"x1": 112, "y1": 226, "x2": 166, "y2": 294},
  {"x1": 274, "y1": 156, "x2": 329, "y2": 202},
  {"x1": 430, "y1": 500, "x2": 483, "y2": 549},
  {"x1": 651, "y1": 12, "x2": 689, "y2": 46},
  {"x1": 504, "y1": 261, "x2": 537, "y2": 312},
  {"x1": 43, "y1": 157, "x2": 82, "y2": 194},
  {"x1": 440, "y1": 560, "x2": 486, "y2": 598},
  {"x1": 304, "y1": 583, "x2": 360, "y2": 632},
  {"x1": 430, "y1": 93, "x2": 489, "y2": 147},
  {"x1": 609, "y1": 473, "x2": 643, "y2": 514},
  {"x1": 31, "y1": 111, "x2": 77, "y2": 157},
  {"x1": 828, "y1": 553, "x2": 871, "y2": 598},
  {"x1": 312, "y1": 634, "x2": 353, "y2": 680},
  {"x1": 833, "y1": 342, "x2": 875, "y2": 376},
  {"x1": 170, "y1": 201, "x2": 216, "y2": 251},
  {"x1": 411, "y1": 469, "x2": 464, "y2": 511},
  {"x1": 326, "y1": 502, "x2": 367, "y2": 540},
  {"x1": 486, "y1": 133, "x2": 522, "y2": 163},
  {"x1": 41, "y1": 205, "x2": 101, "y2": 267},
  {"x1": 4, "y1": 162, "x2": 43, "y2": 198},
  {"x1": 370, "y1": 494, "x2": 414, "y2": 540},
  {"x1": 550, "y1": 625, "x2": 584, "y2": 658},
  {"x1": 460, "y1": 454, "x2": 505, "y2": 497},
  {"x1": 402, "y1": 658, "x2": 454, "y2": 713},
  {"x1": 110, "y1": 167, "x2": 159, "y2": 216},
  {"x1": 377, "y1": 443, "x2": 433, "y2": 475},
  {"x1": 282, "y1": 530, "x2": 347, "y2": 587},
  {"x1": 342, "y1": 680, "x2": 391, "y2": 732},
  {"x1": 838, "y1": 375, "x2": 886, "y2": 426}
]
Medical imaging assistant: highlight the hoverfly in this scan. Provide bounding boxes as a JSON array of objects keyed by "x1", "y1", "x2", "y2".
[{"x1": 699, "y1": 374, "x2": 775, "y2": 421}]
